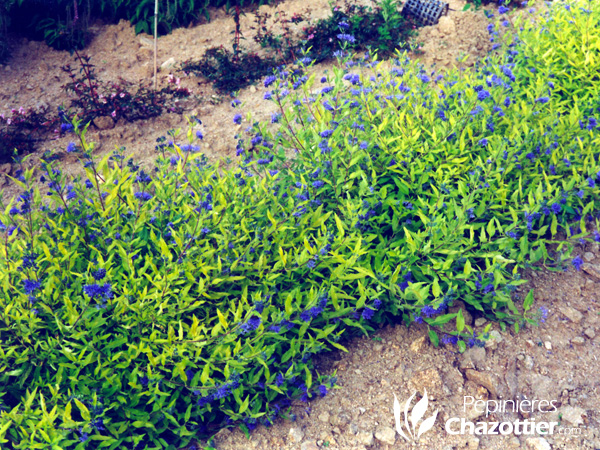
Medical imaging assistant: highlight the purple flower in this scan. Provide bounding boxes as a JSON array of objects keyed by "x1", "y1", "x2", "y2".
[
  {"x1": 479, "y1": 138, "x2": 489, "y2": 147},
  {"x1": 477, "y1": 90, "x2": 491, "y2": 101},
  {"x1": 588, "y1": 177, "x2": 596, "y2": 188},
  {"x1": 361, "y1": 308, "x2": 375, "y2": 320},
  {"x1": 83, "y1": 283, "x2": 113, "y2": 300},
  {"x1": 23, "y1": 279, "x2": 41, "y2": 295},
  {"x1": 441, "y1": 334, "x2": 458, "y2": 345},
  {"x1": 239, "y1": 316, "x2": 261, "y2": 334},
  {"x1": 318, "y1": 385, "x2": 328, "y2": 397},
  {"x1": 264, "y1": 75, "x2": 277, "y2": 88},
  {"x1": 572, "y1": 256, "x2": 583, "y2": 271},
  {"x1": 499, "y1": 5, "x2": 509, "y2": 14},
  {"x1": 196, "y1": 131, "x2": 204, "y2": 140},
  {"x1": 536, "y1": 96, "x2": 550, "y2": 104},
  {"x1": 233, "y1": 114, "x2": 242, "y2": 124},
  {"x1": 134, "y1": 191, "x2": 153, "y2": 201},
  {"x1": 538, "y1": 306, "x2": 548, "y2": 323},
  {"x1": 300, "y1": 310, "x2": 312, "y2": 322},
  {"x1": 67, "y1": 142, "x2": 76, "y2": 153},
  {"x1": 92, "y1": 268, "x2": 106, "y2": 281},
  {"x1": 337, "y1": 33, "x2": 356, "y2": 43},
  {"x1": 231, "y1": 99, "x2": 241, "y2": 108},
  {"x1": 338, "y1": 21, "x2": 350, "y2": 30}
]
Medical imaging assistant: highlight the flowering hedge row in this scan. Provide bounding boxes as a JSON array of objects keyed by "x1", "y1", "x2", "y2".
[{"x1": 0, "y1": 1, "x2": 599, "y2": 449}]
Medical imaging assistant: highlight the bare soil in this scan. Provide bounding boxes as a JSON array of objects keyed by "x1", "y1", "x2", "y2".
[{"x1": 2, "y1": 1, "x2": 598, "y2": 450}]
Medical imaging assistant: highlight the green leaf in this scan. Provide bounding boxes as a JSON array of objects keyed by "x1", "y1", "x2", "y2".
[
  {"x1": 428, "y1": 330, "x2": 439, "y2": 347},
  {"x1": 523, "y1": 289, "x2": 534, "y2": 312},
  {"x1": 456, "y1": 310, "x2": 465, "y2": 333},
  {"x1": 74, "y1": 399, "x2": 90, "y2": 422}
]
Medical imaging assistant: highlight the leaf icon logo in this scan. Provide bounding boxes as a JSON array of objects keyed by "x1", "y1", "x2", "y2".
[{"x1": 394, "y1": 389, "x2": 438, "y2": 442}]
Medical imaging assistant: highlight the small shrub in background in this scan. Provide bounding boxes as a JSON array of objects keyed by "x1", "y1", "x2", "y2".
[
  {"x1": 0, "y1": 0, "x2": 21, "y2": 62},
  {"x1": 0, "y1": 1, "x2": 599, "y2": 449},
  {"x1": 301, "y1": 0, "x2": 414, "y2": 61},
  {"x1": 62, "y1": 51, "x2": 192, "y2": 126},
  {"x1": 0, "y1": 107, "x2": 60, "y2": 162},
  {"x1": 182, "y1": 0, "x2": 414, "y2": 93},
  {"x1": 0, "y1": 53, "x2": 193, "y2": 159},
  {"x1": 465, "y1": 0, "x2": 521, "y2": 8}
]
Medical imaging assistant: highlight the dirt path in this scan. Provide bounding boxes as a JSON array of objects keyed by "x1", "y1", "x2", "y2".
[
  {"x1": 3, "y1": 2, "x2": 597, "y2": 450},
  {"x1": 0, "y1": 0, "x2": 490, "y2": 200}
]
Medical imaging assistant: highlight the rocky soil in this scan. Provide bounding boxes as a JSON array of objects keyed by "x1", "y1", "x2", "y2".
[
  {"x1": 2, "y1": 1, "x2": 597, "y2": 450},
  {"x1": 203, "y1": 255, "x2": 600, "y2": 450}
]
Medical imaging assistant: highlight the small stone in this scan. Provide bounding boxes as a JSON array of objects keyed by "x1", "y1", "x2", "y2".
[
  {"x1": 484, "y1": 330, "x2": 503, "y2": 351},
  {"x1": 544, "y1": 341, "x2": 552, "y2": 350},
  {"x1": 93, "y1": 116, "x2": 115, "y2": 130},
  {"x1": 0, "y1": 163, "x2": 11, "y2": 174},
  {"x1": 584, "y1": 328, "x2": 596, "y2": 339},
  {"x1": 410, "y1": 335, "x2": 428, "y2": 352},
  {"x1": 139, "y1": 36, "x2": 154, "y2": 47},
  {"x1": 559, "y1": 306, "x2": 583, "y2": 323},
  {"x1": 438, "y1": 16, "x2": 456, "y2": 35},
  {"x1": 474, "y1": 317, "x2": 487, "y2": 327},
  {"x1": 559, "y1": 406, "x2": 586, "y2": 426},
  {"x1": 459, "y1": 351, "x2": 475, "y2": 370},
  {"x1": 26, "y1": 84, "x2": 34, "y2": 90},
  {"x1": 466, "y1": 436, "x2": 480, "y2": 450},
  {"x1": 582, "y1": 263, "x2": 600, "y2": 280},
  {"x1": 318, "y1": 412, "x2": 330, "y2": 423},
  {"x1": 468, "y1": 347, "x2": 486, "y2": 369},
  {"x1": 373, "y1": 344, "x2": 383, "y2": 352},
  {"x1": 374, "y1": 426, "x2": 396, "y2": 446},
  {"x1": 289, "y1": 427, "x2": 304, "y2": 443},
  {"x1": 509, "y1": 437, "x2": 521, "y2": 448},
  {"x1": 300, "y1": 441, "x2": 318, "y2": 450},
  {"x1": 250, "y1": 85, "x2": 257, "y2": 93},
  {"x1": 524, "y1": 355, "x2": 534, "y2": 370},
  {"x1": 583, "y1": 252, "x2": 595, "y2": 262},
  {"x1": 526, "y1": 437, "x2": 551, "y2": 450},
  {"x1": 572, "y1": 336, "x2": 585, "y2": 345},
  {"x1": 465, "y1": 370, "x2": 498, "y2": 398},
  {"x1": 211, "y1": 427, "x2": 231, "y2": 444},
  {"x1": 160, "y1": 57, "x2": 177, "y2": 70},
  {"x1": 356, "y1": 431, "x2": 374, "y2": 446}
]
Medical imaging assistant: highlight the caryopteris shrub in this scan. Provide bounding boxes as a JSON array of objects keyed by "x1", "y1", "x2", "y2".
[{"x1": 1, "y1": 0, "x2": 600, "y2": 448}]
